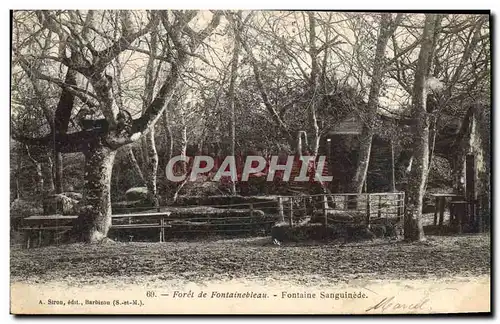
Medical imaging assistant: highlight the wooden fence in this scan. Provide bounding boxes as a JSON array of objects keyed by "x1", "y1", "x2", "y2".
[{"x1": 277, "y1": 192, "x2": 405, "y2": 227}]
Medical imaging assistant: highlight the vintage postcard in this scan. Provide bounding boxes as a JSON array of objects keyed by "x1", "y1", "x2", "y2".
[{"x1": 9, "y1": 9, "x2": 491, "y2": 315}]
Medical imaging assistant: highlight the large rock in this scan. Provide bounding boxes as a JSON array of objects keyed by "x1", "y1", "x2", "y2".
[
  {"x1": 62, "y1": 191, "x2": 83, "y2": 200},
  {"x1": 125, "y1": 187, "x2": 149, "y2": 201},
  {"x1": 43, "y1": 194, "x2": 80, "y2": 215}
]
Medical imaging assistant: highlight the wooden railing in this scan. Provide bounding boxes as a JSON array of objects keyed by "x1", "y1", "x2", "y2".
[{"x1": 276, "y1": 192, "x2": 405, "y2": 227}]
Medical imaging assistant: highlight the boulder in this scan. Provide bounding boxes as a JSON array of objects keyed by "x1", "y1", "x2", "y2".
[
  {"x1": 62, "y1": 191, "x2": 83, "y2": 200},
  {"x1": 125, "y1": 187, "x2": 149, "y2": 201},
  {"x1": 43, "y1": 194, "x2": 80, "y2": 215}
]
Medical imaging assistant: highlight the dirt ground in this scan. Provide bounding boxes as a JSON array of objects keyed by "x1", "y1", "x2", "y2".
[{"x1": 10, "y1": 232, "x2": 490, "y2": 288}]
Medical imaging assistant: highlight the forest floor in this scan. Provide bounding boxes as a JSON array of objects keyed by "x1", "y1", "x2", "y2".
[{"x1": 10, "y1": 231, "x2": 490, "y2": 287}]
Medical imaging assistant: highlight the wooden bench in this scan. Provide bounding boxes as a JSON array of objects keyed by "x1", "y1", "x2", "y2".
[{"x1": 21, "y1": 211, "x2": 172, "y2": 248}]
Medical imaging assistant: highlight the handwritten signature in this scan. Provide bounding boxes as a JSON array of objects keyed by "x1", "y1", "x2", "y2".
[{"x1": 365, "y1": 296, "x2": 430, "y2": 313}]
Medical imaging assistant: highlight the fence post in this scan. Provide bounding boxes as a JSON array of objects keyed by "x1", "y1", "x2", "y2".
[
  {"x1": 278, "y1": 197, "x2": 284, "y2": 222},
  {"x1": 323, "y1": 195, "x2": 328, "y2": 226},
  {"x1": 289, "y1": 198, "x2": 294, "y2": 227},
  {"x1": 250, "y1": 203, "x2": 254, "y2": 218},
  {"x1": 366, "y1": 194, "x2": 371, "y2": 227}
]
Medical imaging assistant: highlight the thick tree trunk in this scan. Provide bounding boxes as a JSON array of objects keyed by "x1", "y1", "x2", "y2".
[
  {"x1": 404, "y1": 120, "x2": 429, "y2": 241},
  {"x1": 140, "y1": 24, "x2": 160, "y2": 207},
  {"x1": 351, "y1": 13, "x2": 398, "y2": 194},
  {"x1": 404, "y1": 14, "x2": 438, "y2": 242},
  {"x1": 469, "y1": 104, "x2": 490, "y2": 230},
  {"x1": 77, "y1": 143, "x2": 116, "y2": 243}
]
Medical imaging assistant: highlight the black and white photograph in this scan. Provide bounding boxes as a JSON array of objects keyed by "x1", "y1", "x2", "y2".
[{"x1": 8, "y1": 9, "x2": 491, "y2": 314}]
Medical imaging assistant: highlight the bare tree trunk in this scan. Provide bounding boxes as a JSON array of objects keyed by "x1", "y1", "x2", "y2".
[
  {"x1": 171, "y1": 112, "x2": 189, "y2": 203},
  {"x1": 391, "y1": 139, "x2": 396, "y2": 192},
  {"x1": 25, "y1": 145, "x2": 44, "y2": 195},
  {"x1": 127, "y1": 148, "x2": 146, "y2": 185},
  {"x1": 14, "y1": 158, "x2": 23, "y2": 201},
  {"x1": 145, "y1": 129, "x2": 159, "y2": 207},
  {"x1": 307, "y1": 12, "x2": 321, "y2": 156},
  {"x1": 44, "y1": 155, "x2": 55, "y2": 192},
  {"x1": 228, "y1": 11, "x2": 243, "y2": 195},
  {"x1": 35, "y1": 163, "x2": 44, "y2": 194},
  {"x1": 141, "y1": 26, "x2": 160, "y2": 207},
  {"x1": 351, "y1": 13, "x2": 401, "y2": 194},
  {"x1": 404, "y1": 14, "x2": 439, "y2": 242},
  {"x1": 162, "y1": 109, "x2": 173, "y2": 163},
  {"x1": 180, "y1": 115, "x2": 188, "y2": 174},
  {"x1": 54, "y1": 152, "x2": 63, "y2": 193},
  {"x1": 141, "y1": 138, "x2": 150, "y2": 171},
  {"x1": 470, "y1": 105, "x2": 491, "y2": 230},
  {"x1": 77, "y1": 143, "x2": 116, "y2": 243}
]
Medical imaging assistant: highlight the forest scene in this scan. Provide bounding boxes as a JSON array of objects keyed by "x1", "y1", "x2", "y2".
[{"x1": 9, "y1": 10, "x2": 491, "y2": 308}]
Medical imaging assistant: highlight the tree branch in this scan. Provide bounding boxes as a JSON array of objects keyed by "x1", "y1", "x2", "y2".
[
  {"x1": 93, "y1": 13, "x2": 159, "y2": 73},
  {"x1": 17, "y1": 56, "x2": 99, "y2": 107}
]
